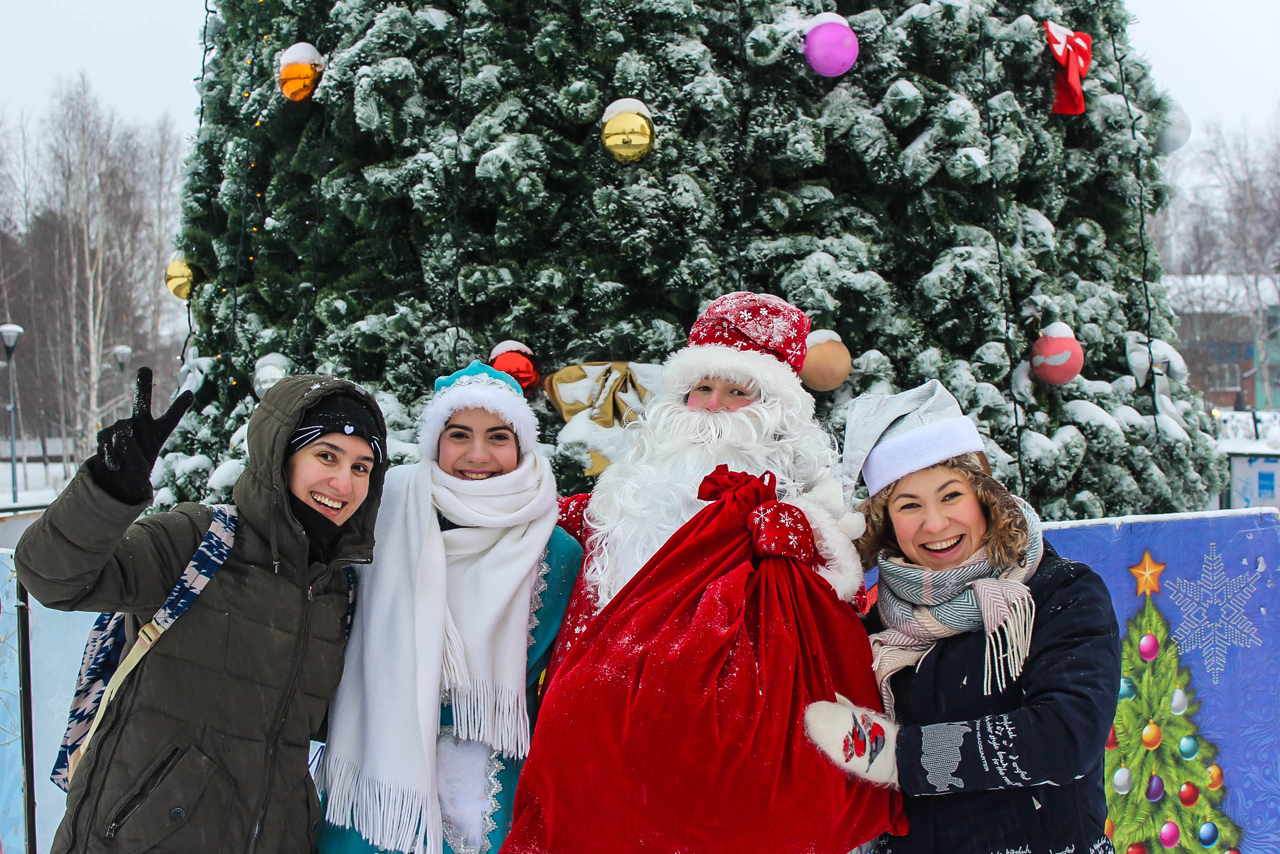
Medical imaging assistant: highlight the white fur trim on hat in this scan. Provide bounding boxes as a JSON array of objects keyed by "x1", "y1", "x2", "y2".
[
  {"x1": 861, "y1": 415, "x2": 985, "y2": 496},
  {"x1": 488, "y1": 339, "x2": 533, "y2": 360},
  {"x1": 662, "y1": 344, "x2": 812, "y2": 413},
  {"x1": 418, "y1": 380, "x2": 539, "y2": 460}
]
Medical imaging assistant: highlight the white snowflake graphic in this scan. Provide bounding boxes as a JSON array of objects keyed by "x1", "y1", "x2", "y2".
[{"x1": 1165, "y1": 543, "x2": 1262, "y2": 684}]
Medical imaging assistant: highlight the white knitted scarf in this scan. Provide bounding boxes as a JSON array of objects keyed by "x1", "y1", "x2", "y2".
[{"x1": 318, "y1": 452, "x2": 558, "y2": 854}]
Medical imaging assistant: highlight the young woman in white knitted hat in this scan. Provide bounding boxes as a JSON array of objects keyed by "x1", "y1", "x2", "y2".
[{"x1": 805, "y1": 379, "x2": 1121, "y2": 854}]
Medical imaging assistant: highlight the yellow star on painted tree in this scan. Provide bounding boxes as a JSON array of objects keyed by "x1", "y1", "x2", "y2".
[{"x1": 1129, "y1": 550, "x2": 1166, "y2": 596}]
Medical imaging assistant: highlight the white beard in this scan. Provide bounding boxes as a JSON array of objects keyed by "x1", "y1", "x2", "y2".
[{"x1": 584, "y1": 397, "x2": 836, "y2": 607}]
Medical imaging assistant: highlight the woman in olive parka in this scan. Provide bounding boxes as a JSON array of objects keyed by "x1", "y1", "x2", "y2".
[{"x1": 17, "y1": 370, "x2": 387, "y2": 854}]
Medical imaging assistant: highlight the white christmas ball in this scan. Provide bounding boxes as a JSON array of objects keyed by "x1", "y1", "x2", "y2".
[
  {"x1": 1113, "y1": 766, "x2": 1133, "y2": 795},
  {"x1": 1156, "y1": 101, "x2": 1192, "y2": 154},
  {"x1": 1171, "y1": 687, "x2": 1189, "y2": 716}
]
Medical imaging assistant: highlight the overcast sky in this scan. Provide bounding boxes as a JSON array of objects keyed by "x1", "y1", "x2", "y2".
[{"x1": 1, "y1": 0, "x2": 1277, "y2": 146}]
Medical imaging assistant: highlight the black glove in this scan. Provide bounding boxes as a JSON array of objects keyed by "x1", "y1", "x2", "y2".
[{"x1": 87, "y1": 367, "x2": 195, "y2": 505}]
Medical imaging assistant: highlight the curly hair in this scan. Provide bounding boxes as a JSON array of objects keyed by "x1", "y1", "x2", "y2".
[{"x1": 856, "y1": 452, "x2": 1029, "y2": 570}]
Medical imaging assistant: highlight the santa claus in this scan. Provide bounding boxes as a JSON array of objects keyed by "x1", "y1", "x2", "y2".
[
  {"x1": 552, "y1": 290, "x2": 866, "y2": 659},
  {"x1": 502, "y1": 293, "x2": 905, "y2": 854}
]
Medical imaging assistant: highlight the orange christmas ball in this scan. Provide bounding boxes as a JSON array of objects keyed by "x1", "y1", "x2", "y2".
[
  {"x1": 799, "y1": 332, "x2": 852, "y2": 392},
  {"x1": 279, "y1": 42, "x2": 324, "y2": 102},
  {"x1": 1141, "y1": 721, "x2": 1162, "y2": 750},
  {"x1": 1104, "y1": 818, "x2": 1115, "y2": 839},
  {"x1": 1208, "y1": 763, "x2": 1224, "y2": 791}
]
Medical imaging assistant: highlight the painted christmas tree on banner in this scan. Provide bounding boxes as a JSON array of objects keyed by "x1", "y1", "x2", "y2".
[
  {"x1": 1105, "y1": 548, "x2": 1245, "y2": 853},
  {"x1": 163, "y1": 0, "x2": 1222, "y2": 515}
]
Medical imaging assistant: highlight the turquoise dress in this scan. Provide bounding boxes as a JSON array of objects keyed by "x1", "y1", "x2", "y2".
[{"x1": 319, "y1": 526, "x2": 583, "y2": 854}]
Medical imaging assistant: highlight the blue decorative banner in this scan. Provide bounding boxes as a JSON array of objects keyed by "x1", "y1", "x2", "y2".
[{"x1": 1046, "y1": 508, "x2": 1280, "y2": 851}]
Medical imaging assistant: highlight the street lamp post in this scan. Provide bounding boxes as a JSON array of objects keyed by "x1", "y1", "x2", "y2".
[
  {"x1": 0, "y1": 322, "x2": 34, "y2": 854},
  {"x1": 111, "y1": 345, "x2": 133, "y2": 421},
  {"x1": 0, "y1": 324, "x2": 24, "y2": 504}
]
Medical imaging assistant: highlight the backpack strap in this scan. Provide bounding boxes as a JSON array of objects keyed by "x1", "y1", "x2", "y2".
[{"x1": 58, "y1": 504, "x2": 238, "y2": 788}]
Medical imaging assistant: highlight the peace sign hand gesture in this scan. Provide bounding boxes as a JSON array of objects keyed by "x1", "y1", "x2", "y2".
[{"x1": 88, "y1": 367, "x2": 196, "y2": 505}]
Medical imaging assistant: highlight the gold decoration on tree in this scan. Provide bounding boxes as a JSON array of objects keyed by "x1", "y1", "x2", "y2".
[
  {"x1": 799, "y1": 331, "x2": 853, "y2": 392},
  {"x1": 279, "y1": 42, "x2": 324, "y2": 102},
  {"x1": 601, "y1": 99, "x2": 655, "y2": 163},
  {"x1": 165, "y1": 256, "x2": 196, "y2": 301}
]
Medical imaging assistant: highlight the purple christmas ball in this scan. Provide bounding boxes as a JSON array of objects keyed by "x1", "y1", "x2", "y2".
[
  {"x1": 803, "y1": 15, "x2": 859, "y2": 77},
  {"x1": 1139, "y1": 633, "x2": 1160, "y2": 661},
  {"x1": 1146, "y1": 772, "x2": 1165, "y2": 802}
]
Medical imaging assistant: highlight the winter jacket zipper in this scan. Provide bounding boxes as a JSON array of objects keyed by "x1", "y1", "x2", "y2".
[
  {"x1": 102, "y1": 745, "x2": 182, "y2": 841},
  {"x1": 245, "y1": 575, "x2": 311, "y2": 854}
]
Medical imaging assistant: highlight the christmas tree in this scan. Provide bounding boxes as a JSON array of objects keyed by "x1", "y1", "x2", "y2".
[
  {"x1": 160, "y1": 0, "x2": 1223, "y2": 514},
  {"x1": 1105, "y1": 550, "x2": 1242, "y2": 853}
]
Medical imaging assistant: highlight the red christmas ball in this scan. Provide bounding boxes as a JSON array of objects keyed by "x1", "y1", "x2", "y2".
[
  {"x1": 1106, "y1": 724, "x2": 1118, "y2": 750},
  {"x1": 489, "y1": 342, "x2": 541, "y2": 395},
  {"x1": 1127, "y1": 842, "x2": 1148, "y2": 854},
  {"x1": 1178, "y1": 781, "x2": 1199, "y2": 807},
  {"x1": 1029, "y1": 322, "x2": 1085, "y2": 385}
]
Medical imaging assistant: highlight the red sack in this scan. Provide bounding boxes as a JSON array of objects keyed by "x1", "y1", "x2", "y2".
[{"x1": 503, "y1": 468, "x2": 906, "y2": 854}]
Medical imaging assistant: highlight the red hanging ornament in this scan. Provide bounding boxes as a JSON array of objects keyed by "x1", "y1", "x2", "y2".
[
  {"x1": 1178, "y1": 781, "x2": 1200, "y2": 807},
  {"x1": 1126, "y1": 843, "x2": 1148, "y2": 854},
  {"x1": 1044, "y1": 21, "x2": 1092, "y2": 115},
  {"x1": 489, "y1": 340, "x2": 542, "y2": 396},
  {"x1": 1029, "y1": 322, "x2": 1085, "y2": 385},
  {"x1": 1106, "y1": 724, "x2": 1118, "y2": 750}
]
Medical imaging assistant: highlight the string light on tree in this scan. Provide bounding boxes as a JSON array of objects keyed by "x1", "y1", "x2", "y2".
[
  {"x1": 279, "y1": 42, "x2": 324, "y2": 102},
  {"x1": 802, "y1": 13, "x2": 859, "y2": 77},
  {"x1": 601, "y1": 99, "x2": 655, "y2": 163}
]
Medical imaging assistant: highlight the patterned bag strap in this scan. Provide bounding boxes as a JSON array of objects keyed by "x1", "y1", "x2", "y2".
[
  {"x1": 68, "y1": 504, "x2": 238, "y2": 782},
  {"x1": 342, "y1": 564, "x2": 358, "y2": 638}
]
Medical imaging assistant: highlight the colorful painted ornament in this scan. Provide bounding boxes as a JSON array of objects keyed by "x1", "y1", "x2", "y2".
[
  {"x1": 1207, "y1": 763, "x2": 1224, "y2": 790},
  {"x1": 1225, "y1": 848, "x2": 1240, "y2": 854},
  {"x1": 1106, "y1": 724, "x2": 1118, "y2": 750},
  {"x1": 1119, "y1": 676, "x2": 1137, "y2": 700},
  {"x1": 1029, "y1": 322, "x2": 1085, "y2": 385},
  {"x1": 1159, "y1": 821, "x2": 1180, "y2": 849},
  {"x1": 1127, "y1": 843, "x2": 1149, "y2": 854},
  {"x1": 165, "y1": 256, "x2": 195, "y2": 300},
  {"x1": 1104, "y1": 818, "x2": 1115, "y2": 839},
  {"x1": 1179, "y1": 781, "x2": 1200, "y2": 807},
  {"x1": 1179, "y1": 735, "x2": 1199, "y2": 760},
  {"x1": 803, "y1": 13, "x2": 859, "y2": 77},
  {"x1": 1198, "y1": 821, "x2": 1219, "y2": 847},
  {"x1": 1142, "y1": 721, "x2": 1163, "y2": 750},
  {"x1": 1139, "y1": 633, "x2": 1160, "y2": 661},
  {"x1": 489, "y1": 340, "x2": 542, "y2": 395},
  {"x1": 1171, "y1": 687, "x2": 1189, "y2": 716},
  {"x1": 601, "y1": 99, "x2": 655, "y2": 163},
  {"x1": 279, "y1": 42, "x2": 324, "y2": 102},
  {"x1": 1145, "y1": 772, "x2": 1165, "y2": 802},
  {"x1": 799, "y1": 330, "x2": 853, "y2": 391},
  {"x1": 1113, "y1": 765, "x2": 1133, "y2": 795}
]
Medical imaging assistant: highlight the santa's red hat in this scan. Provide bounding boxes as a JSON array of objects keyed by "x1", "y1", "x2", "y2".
[{"x1": 663, "y1": 292, "x2": 813, "y2": 411}]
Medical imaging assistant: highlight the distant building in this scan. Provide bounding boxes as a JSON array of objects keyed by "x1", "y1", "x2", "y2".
[{"x1": 1165, "y1": 275, "x2": 1280, "y2": 409}]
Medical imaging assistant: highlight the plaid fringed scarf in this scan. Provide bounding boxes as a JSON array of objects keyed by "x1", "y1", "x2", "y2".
[{"x1": 870, "y1": 500, "x2": 1044, "y2": 717}]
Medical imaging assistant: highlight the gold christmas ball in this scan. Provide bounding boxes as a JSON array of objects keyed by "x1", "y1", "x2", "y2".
[
  {"x1": 1208, "y1": 763, "x2": 1224, "y2": 790},
  {"x1": 1141, "y1": 720, "x2": 1163, "y2": 750},
  {"x1": 601, "y1": 98, "x2": 655, "y2": 163},
  {"x1": 799, "y1": 332, "x2": 853, "y2": 392},
  {"x1": 279, "y1": 42, "x2": 324, "y2": 102},
  {"x1": 165, "y1": 257, "x2": 195, "y2": 301}
]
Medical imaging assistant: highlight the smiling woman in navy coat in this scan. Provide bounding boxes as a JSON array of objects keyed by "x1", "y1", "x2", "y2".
[{"x1": 806, "y1": 380, "x2": 1121, "y2": 854}]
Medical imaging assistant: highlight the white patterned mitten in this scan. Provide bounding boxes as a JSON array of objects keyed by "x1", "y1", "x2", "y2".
[{"x1": 804, "y1": 694, "x2": 899, "y2": 788}]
